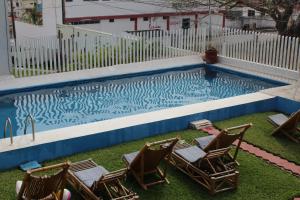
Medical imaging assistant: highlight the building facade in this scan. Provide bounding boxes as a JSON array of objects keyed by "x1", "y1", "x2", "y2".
[
  {"x1": 225, "y1": 6, "x2": 276, "y2": 31},
  {"x1": 63, "y1": 0, "x2": 225, "y2": 33}
]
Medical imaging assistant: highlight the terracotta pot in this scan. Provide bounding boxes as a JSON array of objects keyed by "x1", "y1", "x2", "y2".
[{"x1": 204, "y1": 48, "x2": 218, "y2": 64}]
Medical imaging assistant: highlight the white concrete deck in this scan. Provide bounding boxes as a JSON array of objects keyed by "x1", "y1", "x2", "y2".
[
  {"x1": 0, "y1": 92, "x2": 273, "y2": 153},
  {"x1": 218, "y1": 56, "x2": 298, "y2": 84},
  {"x1": 262, "y1": 84, "x2": 300, "y2": 102},
  {"x1": 0, "y1": 55, "x2": 204, "y2": 92}
]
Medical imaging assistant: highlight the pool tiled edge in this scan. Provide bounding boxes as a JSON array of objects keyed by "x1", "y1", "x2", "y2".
[{"x1": 2, "y1": 93, "x2": 300, "y2": 170}]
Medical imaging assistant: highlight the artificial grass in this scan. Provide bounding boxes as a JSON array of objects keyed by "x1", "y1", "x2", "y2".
[
  {"x1": 0, "y1": 117, "x2": 300, "y2": 200},
  {"x1": 215, "y1": 112, "x2": 300, "y2": 164}
]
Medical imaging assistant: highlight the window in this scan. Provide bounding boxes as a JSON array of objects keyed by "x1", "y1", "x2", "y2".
[
  {"x1": 248, "y1": 10, "x2": 255, "y2": 17},
  {"x1": 163, "y1": 16, "x2": 168, "y2": 20},
  {"x1": 182, "y1": 18, "x2": 190, "y2": 29},
  {"x1": 109, "y1": 19, "x2": 114, "y2": 23},
  {"x1": 66, "y1": 0, "x2": 73, "y2": 2},
  {"x1": 130, "y1": 18, "x2": 136, "y2": 21},
  {"x1": 143, "y1": 17, "x2": 149, "y2": 21}
]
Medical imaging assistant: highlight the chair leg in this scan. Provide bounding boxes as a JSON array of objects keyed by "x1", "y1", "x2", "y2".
[
  {"x1": 156, "y1": 167, "x2": 169, "y2": 184},
  {"x1": 131, "y1": 170, "x2": 147, "y2": 190},
  {"x1": 283, "y1": 130, "x2": 300, "y2": 143}
]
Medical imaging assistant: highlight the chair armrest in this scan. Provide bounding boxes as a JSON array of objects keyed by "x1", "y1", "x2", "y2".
[
  {"x1": 28, "y1": 162, "x2": 70, "y2": 174},
  {"x1": 101, "y1": 168, "x2": 127, "y2": 182}
]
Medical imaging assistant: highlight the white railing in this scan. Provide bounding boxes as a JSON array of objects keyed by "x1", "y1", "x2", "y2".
[
  {"x1": 210, "y1": 26, "x2": 300, "y2": 72},
  {"x1": 57, "y1": 24, "x2": 113, "y2": 38},
  {"x1": 10, "y1": 27, "x2": 205, "y2": 78},
  {"x1": 9, "y1": 26, "x2": 300, "y2": 78}
]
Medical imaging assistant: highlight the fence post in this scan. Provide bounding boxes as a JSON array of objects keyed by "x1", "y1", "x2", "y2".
[
  {"x1": 0, "y1": 1, "x2": 11, "y2": 76},
  {"x1": 293, "y1": 37, "x2": 300, "y2": 71}
]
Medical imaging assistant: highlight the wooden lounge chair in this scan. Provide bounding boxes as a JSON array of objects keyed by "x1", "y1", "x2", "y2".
[
  {"x1": 67, "y1": 159, "x2": 139, "y2": 200},
  {"x1": 194, "y1": 124, "x2": 252, "y2": 164},
  {"x1": 17, "y1": 162, "x2": 70, "y2": 200},
  {"x1": 268, "y1": 110, "x2": 300, "y2": 143},
  {"x1": 122, "y1": 137, "x2": 179, "y2": 190},
  {"x1": 167, "y1": 141, "x2": 239, "y2": 194}
]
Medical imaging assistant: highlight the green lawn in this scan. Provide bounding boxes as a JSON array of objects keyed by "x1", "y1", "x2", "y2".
[
  {"x1": 215, "y1": 112, "x2": 300, "y2": 164},
  {"x1": 0, "y1": 112, "x2": 300, "y2": 199}
]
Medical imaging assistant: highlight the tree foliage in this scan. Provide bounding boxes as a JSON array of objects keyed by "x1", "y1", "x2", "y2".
[
  {"x1": 217, "y1": 0, "x2": 300, "y2": 36},
  {"x1": 170, "y1": 0, "x2": 300, "y2": 37}
]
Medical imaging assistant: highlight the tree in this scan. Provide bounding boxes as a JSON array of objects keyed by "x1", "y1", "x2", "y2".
[
  {"x1": 216, "y1": 0, "x2": 300, "y2": 37},
  {"x1": 22, "y1": 3, "x2": 43, "y2": 25},
  {"x1": 170, "y1": 0, "x2": 300, "y2": 37}
]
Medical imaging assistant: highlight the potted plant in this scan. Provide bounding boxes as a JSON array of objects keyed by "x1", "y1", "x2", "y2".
[{"x1": 204, "y1": 46, "x2": 218, "y2": 64}]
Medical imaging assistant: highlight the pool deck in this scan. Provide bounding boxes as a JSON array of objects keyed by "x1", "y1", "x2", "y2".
[
  {"x1": 262, "y1": 84, "x2": 300, "y2": 102},
  {"x1": 0, "y1": 56, "x2": 204, "y2": 92}
]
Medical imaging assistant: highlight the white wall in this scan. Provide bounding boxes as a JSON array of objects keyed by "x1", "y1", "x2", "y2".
[
  {"x1": 225, "y1": 19, "x2": 242, "y2": 29},
  {"x1": 138, "y1": 17, "x2": 167, "y2": 30},
  {"x1": 75, "y1": 14, "x2": 224, "y2": 33},
  {"x1": 0, "y1": 1, "x2": 10, "y2": 75},
  {"x1": 242, "y1": 16, "x2": 275, "y2": 29}
]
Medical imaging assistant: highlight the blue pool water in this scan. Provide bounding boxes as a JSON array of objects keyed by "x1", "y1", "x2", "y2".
[{"x1": 0, "y1": 66, "x2": 283, "y2": 137}]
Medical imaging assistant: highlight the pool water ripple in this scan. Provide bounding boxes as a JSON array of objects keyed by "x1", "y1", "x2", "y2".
[{"x1": 0, "y1": 67, "x2": 278, "y2": 137}]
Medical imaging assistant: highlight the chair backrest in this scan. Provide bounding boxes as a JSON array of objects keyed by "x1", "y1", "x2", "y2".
[
  {"x1": 279, "y1": 110, "x2": 300, "y2": 132},
  {"x1": 204, "y1": 123, "x2": 252, "y2": 152},
  {"x1": 17, "y1": 162, "x2": 69, "y2": 200},
  {"x1": 204, "y1": 147, "x2": 231, "y2": 160},
  {"x1": 130, "y1": 138, "x2": 179, "y2": 173},
  {"x1": 200, "y1": 147, "x2": 234, "y2": 173}
]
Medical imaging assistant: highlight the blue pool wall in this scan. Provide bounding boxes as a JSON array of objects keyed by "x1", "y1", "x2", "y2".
[
  {"x1": 276, "y1": 97, "x2": 300, "y2": 114},
  {"x1": 1, "y1": 96, "x2": 300, "y2": 170}
]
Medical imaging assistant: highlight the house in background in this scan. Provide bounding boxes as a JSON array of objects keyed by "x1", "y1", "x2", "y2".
[
  {"x1": 7, "y1": 0, "x2": 281, "y2": 40},
  {"x1": 7, "y1": 0, "x2": 226, "y2": 39},
  {"x1": 225, "y1": 4, "x2": 276, "y2": 31},
  {"x1": 62, "y1": 0, "x2": 225, "y2": 33}
]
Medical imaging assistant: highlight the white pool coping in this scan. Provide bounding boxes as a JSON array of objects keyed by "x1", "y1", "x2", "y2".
[
  {"x1": 0, "y1": 92, "x2": 274, "y2": 153},
  {"x1": 0, "y1": 55, "x2": 204, "y2": 92}
]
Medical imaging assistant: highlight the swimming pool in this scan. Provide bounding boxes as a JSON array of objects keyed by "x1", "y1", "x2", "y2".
[{"x1": 0, "y1": 65, "x2": 284, "y2": 138}]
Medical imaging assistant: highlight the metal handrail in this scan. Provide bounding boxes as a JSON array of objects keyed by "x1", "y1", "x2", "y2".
[
  {"x1": 24, "y1": 114, "x2": 35, "y2": 141},
  {"x1": 4, "y1": 117, "x2": 13, "y2": 145}
]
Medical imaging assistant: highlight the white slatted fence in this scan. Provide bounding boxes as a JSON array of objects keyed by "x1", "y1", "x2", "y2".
[
  {"x1": 10, "y1": 27, "x2": 203, "y2": 77},
  {"x1": 10, "y1": 26, "x2": 300, "y2": 78}
]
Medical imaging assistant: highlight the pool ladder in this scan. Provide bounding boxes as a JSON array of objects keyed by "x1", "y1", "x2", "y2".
[
  {"x1": 24, "y1": 114, "x2": 36, "y2": 141},
  {"x1": 4, "y1": 118, "x2": 13, "y2": 144},
  {"x1": 3, "y1": 114, "x2": 36, "y2": 145}
]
